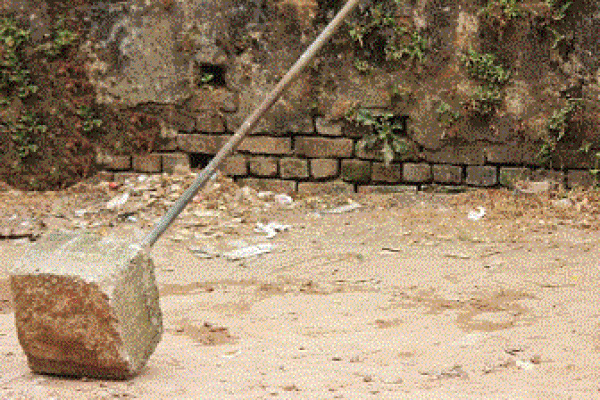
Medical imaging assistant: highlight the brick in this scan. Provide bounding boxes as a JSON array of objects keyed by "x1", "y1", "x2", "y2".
[
  {"x1": 96, "y1": 154, "x2": 131, "y2": 171},
  {"x1": 177, "y1": 134, "x2": 228, "y2": 154},
  {"x1": 238, "y1": 136, "x2": 292, "y2": 155},
  {"x1": 219, "y1": 155, "x2": 248, "y2": 176},
  {"x1": 315, "y1": 118, "x2": 343, "y2": 136},
  {"x1": 342, "y1": 121, "x2": 372, "y2": 139},
  {"x1": 372, "y1": 163, "x2": 402, "y2": 183},
  {"x1": 279, "y1": 158, "x2": 309, "y2": 179},
  {"x1": 161, "y1": 153, "x2": 190, "y2": 174},
  {"x1": 295, "y1": 137, "x2": 353, "y2": 158},
  {"x1": 403, "y1": 163, "x2": 432, "y2": 183},
  {"x1": 297, "y1": 181, "x2": 354, "y2": 195},
  {"x1": 249, "y1": 157, "x2": 279, "y2": 177},
  {"x1": 567, "y1": 169, "x2": 598, "y2": 188},
  {"x1": 132, "y1": 154, "x2": 161, "y2": 173},
  {"x1": 195, "y1": 110, "x2": 226, "y2": 133},
  {"x1": 341, "y1": 159, "x2": 372, "y2": 183},
  {"x1": 466, "y1": 166, "x2": 498, "y2": 186},
  {"x1": 186, "y1": 87, "x2": 238, "y2": 113},
  {"x1": 357, "y1": 185, "x2": 418, "y2": 194},
  {"x1": 433, "y1": 164, "x2": 462, "y2": 184},
  {"x1": 484, "y1": 144, "x2": 524, "y2": 164},
  {"x1": 310, "y1": 158, "x2": 339, "y2": 179},
  {"x1": 421, "y1": 145, "x2": 485, "y2": 165},
  {"x1": 237, "y1": 178, "x2": 296, "y2": 194},
  {"x1": 10, "y1": 233, "x2": 162, "y2": 379}
]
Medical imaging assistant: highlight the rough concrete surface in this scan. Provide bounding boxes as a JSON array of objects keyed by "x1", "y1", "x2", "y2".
[{"x1": 9, "y1": 234, "x2": 162, "y2": 379}]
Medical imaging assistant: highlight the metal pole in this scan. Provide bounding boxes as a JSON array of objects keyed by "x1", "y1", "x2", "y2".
[{"x1": 143, "y1": 0, "x2": 361, "y2": 247}]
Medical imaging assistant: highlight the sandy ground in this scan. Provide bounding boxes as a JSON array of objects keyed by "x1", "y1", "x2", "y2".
[{"x1": 1, "y1": 188, "x2": 600, "y2": 399}]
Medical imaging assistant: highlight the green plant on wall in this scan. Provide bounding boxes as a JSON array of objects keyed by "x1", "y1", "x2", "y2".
[
  {"x1": 481, "y1": 0, "x2": 524, "y2": 21},
  {"x1": 36, "y1": 19, "x2": 78, "y2": 58},
  {"x1": 459, "y1": 48, "x2": 511, "y2": 117},
  {"x1": 537, "y1": 99, "x2": 582, "y2": 165},
  {"x1": 0, "y1": 18, "x2": 38, "y2": 102},
  {"x1": 76, "y1": 106, "x2": 103, "y2": 133},
  {"x1": 347, "y1": 1, "x2": 429, "y2": 73},
  {"x1": 544, "y1": 0, "x2": 572, "y2": 21},
  {"x1": 350, "y1": 108, "x2": 410, "y2": 166},
  {"x1": 6, "y1": 112, "x2": 47, "y2": 159},
  {"x1": 436, "y1": 101, "x2": 461, "y2": 128}
]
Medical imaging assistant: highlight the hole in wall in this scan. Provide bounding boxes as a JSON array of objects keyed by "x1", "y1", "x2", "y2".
[
  {"x1": 195, "y1": 64, "x2": 226, "y2": 87},
  {"x1": 190, "y1": 153, "x2": 212, "y2": 169}
]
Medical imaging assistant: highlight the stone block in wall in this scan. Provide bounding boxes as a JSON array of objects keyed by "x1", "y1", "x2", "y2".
[
  {"x1": 484, "y1": 142, "x2": 543, "y2": 166},
  {"x1": 551, "y1": 149, "x2": 596, "y2": 169},
  {"x1": 295, "y1": 137, "x2": 353, "y2": 158},
  {"x1": 421, "y1": 145, "x2": 485, "y2": 165},
  {"x1": 297, "y1": 181, "x2": 354, "y2": 195},
  {"x1": 238, "y1": 136, "x2": 292, "y2": 155},
  {"x1": 237, "y1": 178, "x2": 296, "y2": 194},
  {"x1": 132, "y1": 154, "x2": 161, "y2": 173},
  {"x1": 185, "y1": 87, "x2": 238, "y2": 114},
  {"x1": 372, "y1": 163, "x2": 402, "y2": 183},
  {"x1": 219, "y1": 155, "x2": 248, "y2": 176},
  {"x1": 403, "y1": 163, "x2": 432, "y2": 183},
  {"x1": 341, "y1": 160, "x2": 372, "y2": 183},
  {"x1": 466, "y1": 166, "x2": 498, "y2": 187},
  {"x1": 279, "y1": 158, "x2": 309, "y2": 179},
  {"x1": 433, "y1": 164, "x2": 462, "y2": 184},
  {"x1": 310, "y1": 159, "x2": 339, "y2": 179},
  {"x1": 356, "y1": 143, "x2": 384, "y2": 161},
  {"x1": 169, "y1": 111, "x2": 196, "y2": 133},
  {"x1": 315, "y1": 118, "x2": 343, "y2": 136},
  {"x1": 196, "y1": 111, "x2": 226, "y2": 133},
  {"x1": 177, "y1": 134, "x2": 228, "y2": 154},
  {"x1": 498, "y1": 167, "x2": 531, "y2": 187},
  {"x1": 357, "y1": 185, "x2": 418, "y2": 194},
  {"x1": 96, "y1": 154, "x2": 131, "y2": 171},
  {"x1": 161, "y1": 153, "x2": 190, "y2": 174},
  {"x1": 249, "y1": 157, "x2": 278, "y2": 177},
  {"x1": 567, "y1": 170, "x2": 598, "y2": 188}
]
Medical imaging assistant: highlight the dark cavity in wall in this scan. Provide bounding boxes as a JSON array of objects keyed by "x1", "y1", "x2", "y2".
[
  {"x1": 195, "y1": 64, "x2": 226, "y2": 87},
  {"x1": 190, "y1": 153, "x2": 212, "y2": 169}
]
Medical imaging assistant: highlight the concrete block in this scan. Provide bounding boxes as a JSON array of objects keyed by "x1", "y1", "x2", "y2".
[{"x1": 9, "y1": 233, "x2": 162, "y2": 379}]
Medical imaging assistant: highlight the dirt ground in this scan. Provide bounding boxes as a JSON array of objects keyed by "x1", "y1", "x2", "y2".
[{"x1": 1, "y1": 177, "x2": 600, "y2": 399}]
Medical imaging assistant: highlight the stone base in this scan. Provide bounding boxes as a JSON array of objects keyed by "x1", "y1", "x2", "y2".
[{"x1": 9, "y1": 233, "x2": 162, "y2": 380}]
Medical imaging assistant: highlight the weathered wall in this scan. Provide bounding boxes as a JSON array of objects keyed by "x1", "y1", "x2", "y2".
[{"x1": 2, "y1": 0, "x2": 600, "y2": 192}]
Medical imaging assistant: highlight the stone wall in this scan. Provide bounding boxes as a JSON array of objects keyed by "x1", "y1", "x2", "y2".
[{"x1": 3, "y1": 0, "x2": 600, "y2": 192}]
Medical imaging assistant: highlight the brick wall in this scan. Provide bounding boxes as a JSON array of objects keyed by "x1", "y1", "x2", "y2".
[{"x1": 97, "y1": 116, "x2": 598, "y2": 193}]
